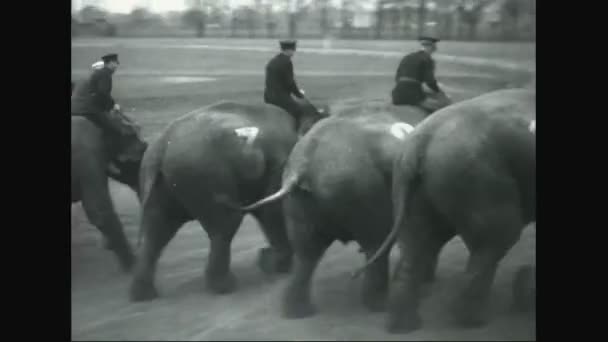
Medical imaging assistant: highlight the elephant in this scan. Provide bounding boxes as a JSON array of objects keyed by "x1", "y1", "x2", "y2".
[
  {"x1": 358, "y1": 88, "x2": 535, "y2": 333},
  {"x1": 241, "y1": 103, "x2": 428, "y2": 318},
  {"x1": 512, "y1": 264, "x2": 535, "y2": 312},
  {"x1": 71, "y1": 116, "x2": 147, "y2": 271},
  {"x1": 129, "y1": 100, "x2": 328, "y2": 302}
]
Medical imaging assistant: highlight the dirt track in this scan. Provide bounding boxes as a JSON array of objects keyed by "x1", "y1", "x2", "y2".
[
  {"x1": 71, "y1": 38, "x2": 535, "y2": 340},
  {"x1": 71, "y1": 182, "x2": 535, "y2": 341}
]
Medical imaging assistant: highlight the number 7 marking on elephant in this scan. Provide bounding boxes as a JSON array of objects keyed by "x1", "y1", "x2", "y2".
[
  {"x1": 390, "y1": 122, "x2": 415, "y2": 140},
  {"x1": 234, "y1": 126, "x2": 260, "y2": 146}
]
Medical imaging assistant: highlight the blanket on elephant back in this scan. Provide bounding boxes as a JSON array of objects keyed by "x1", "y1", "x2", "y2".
[
  {"x1": 329, "y1": 98, "x2": 428, "y2": 126},
  {"x1": 74, "y1": 110, "x2": 145, "y2": 163},
  {"x1": 108, "y1": 110, "x2": 146, "y2": 162},
  {"x1": 107, "y1": 109, "x2": 141, "y2": 137}
]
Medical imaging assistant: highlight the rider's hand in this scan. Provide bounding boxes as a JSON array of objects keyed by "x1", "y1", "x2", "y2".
[
  {"x1": 113, "y1": 103, "x2": 121, "y2": 111},
  {"x1": 438, "y1": 91, "x2": 453, "y2": 105}
]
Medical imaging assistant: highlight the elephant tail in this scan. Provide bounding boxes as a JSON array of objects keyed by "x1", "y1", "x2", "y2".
[
  {"x1": 351, "y1": 133, "x2": 426, "y2": 279},
  {"x1": 136, "y1": 135, "x2": 168, "y2": 249},
  {"x1": 240, "y1": 173, "x2": 299, "y2": 211}
]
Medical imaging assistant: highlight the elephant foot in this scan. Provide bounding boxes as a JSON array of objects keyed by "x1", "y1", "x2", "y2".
[
  {"x1": 101, "y1": 236, "x2": 113, "y2": 250},
  {"x1": 386, "y1": 313, "x2": 422, "y2": 334},
  {"x1": 451, "y1": 298, "x2": 488, "y2": 328},
  {"x1": 206, "y1": 272, "x2": 237, "y2": 294},
  {"x1": 117, "y1": 251, "x2": 135, "y2": 273},
  {"x1": 257, "y1": 247, "x2": 292, "y2": 274},
  {"x1": 282, "y1": 300, "x2": 316, "y2": 319},
  {"x1": 129, "y1": 279, "x2": 159, "y2": 302},
  {"x1": 422, "y1": 272, "x2": 436, "y2": 285},
  {"x1": 512, "y1": 265, "x2": 535, "y2": 313},
  {"x1": 455, "y1": 313, "x2": 488, "y2": 329},
  {"x1": 362, "y1": 292, "x2": 387, "y2": 312},
  {"x1": 420, "y1": 283, "x2": 434, "y2": 298}
]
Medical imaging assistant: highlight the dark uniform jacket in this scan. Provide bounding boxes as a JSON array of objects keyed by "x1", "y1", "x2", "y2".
[
  {"x1": 264, "y1": 53, "x2": 303, "y2": 104},
  {"x1": 392, "y1": 50, "x2": 441, "y2": 105},
  {"x1": 71, "y1": 67, "x2": 115, "y2": 115}
]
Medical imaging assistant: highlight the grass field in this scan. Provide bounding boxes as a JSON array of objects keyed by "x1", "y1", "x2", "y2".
[{"x1": 71, "y1": 38, "x2": 536, "y2": 341}]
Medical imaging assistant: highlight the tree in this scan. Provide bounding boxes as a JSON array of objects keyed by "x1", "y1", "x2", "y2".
[
  {"x1": 287, "y1": 0, "x2": 300, "y2": 38},
  {"x1": 206, "y1": 4, "x2": 225, "y2": 26},
  {"x1": 408, "y1": 4, "x2": 420, "y2": 38},
  {"x1": 129, "y1": 7, "x2": 151, "y2": 25},
  {"x1": 182, "y1": 8, "x2": 206, "y2": 37},
  {"x1": 72, "y1": 16, "x2": 79, "y2": 36},
  {"x1": 231, "y1": 10, "x2": 238, "y2": 37},
  {"x1": 381, "y1": 3, "x2": 401, "y2": 39},
  {"x1": 319, "y1": 0, "x2": 330, "y2": 37},
  {"x1": 501, "y1": 0, "x2": 533, "y2": 40},
  {"x1": 78, "y1": 5, "x2": 107, "y2": 23},
  {"x1": 246, "y1": 7, "x2": 256, "y2": 38},
  {"x1": 418, "y1": 0, "x2": 427, "y2": 37},
  {"x1": 457, "y1": 0, "x2": 491, "y2": 40},
  {"x1": 375, "y1": 0, "x2": 383, "y2": 39},
  {"x1": 340, "y1": 0, "x2": 354, "y2": 38},
  {"x1": 249, "y1": 0, "x2": 262, "y2": 38},
  {"x1": 265, "y1": 4, "x2": 276, "y2": 38}
]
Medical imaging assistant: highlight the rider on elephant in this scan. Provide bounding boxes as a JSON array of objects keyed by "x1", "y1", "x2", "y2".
[
  {"x1": 71, "y1": 53, "x2": 143, "y2": 163},
  {"x1": 391, "y1": 36, "x2": 452, "y2": 113},
  {"x1": 264, "y1": 39, "x2": 307, "y2": 129}
]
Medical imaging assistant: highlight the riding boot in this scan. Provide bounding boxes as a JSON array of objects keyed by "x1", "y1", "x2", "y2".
[{"x1": 84, "y1": 112, "x2": 132, "y2": 161}]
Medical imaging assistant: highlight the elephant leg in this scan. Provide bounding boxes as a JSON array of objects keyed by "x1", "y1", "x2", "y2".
[
  {"x1": 451, "y1": 210, "x2": 522, "y2": 327},
  {"x1": 252, "y1": 201, "x2": 293, "y2": 275},
  {"x1": 386, "y1": 198, "x2": 438, "y2": 334},
  {"x1": 386, "y1": 240, "x2": 431, "y2": 333},
  {"x1": 361, "y1": 248, "x2": 390, "y2": 312},
  {"x1": 101, "y1": 235, "x2": 113, "y2": 250},
  {"x1": 512, "y1": 265, "x2": 535, "y2": 312},
  {"x1": 281, "y1": 234, "x2": 332, "y2": 319},
  {"x1": 129, "y1": 180, "x2": 186, "y2": 302},
  {"x1": 450, "y1": 247, "x2": 504, "y2": 327},
  {"x1": 80, "y1": 172, "x2": 133, "y2": 272},
  {"x1": 421, "y1": 227, "x2": 455, "y2": 284},
  {"x1": 281, "y1": 191, "x2": 332, "y2": 318},
  {"x1": 201, "y1": 211, "x2": 244, "y2": 295}
]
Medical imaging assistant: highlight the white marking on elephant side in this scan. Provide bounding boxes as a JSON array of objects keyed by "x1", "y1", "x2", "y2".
[
  {"x1": 390, "y1": 122, "x2": 415, "y2": 140},
  {"x1": 529, "y1": 119, "x2": 535, "y2": 134},
  {"x1": 234, "y1": 126, "x2": 259, "y2": 146}
]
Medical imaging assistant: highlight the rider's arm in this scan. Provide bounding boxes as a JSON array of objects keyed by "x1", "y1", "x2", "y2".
[
  {"x1": 395, "y1": 57, "x2": 406, "y2": 83},
  {"x1": 91, "y1": 70, "x2": 115, "y2": 110},
  {"x1": 422, "y1": 58, "x2": 441, "y2": 93},
  {"x1": 286, "y1": 60, "x2": 304, "y2": 98}
]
